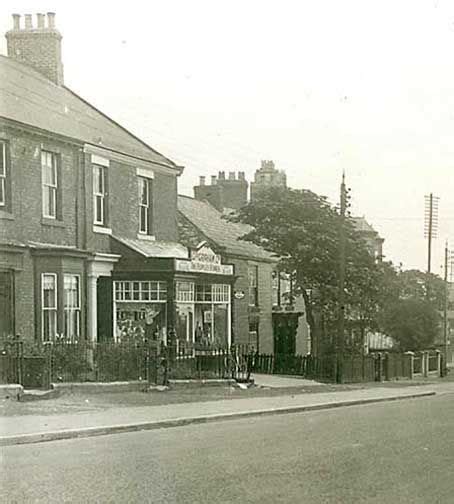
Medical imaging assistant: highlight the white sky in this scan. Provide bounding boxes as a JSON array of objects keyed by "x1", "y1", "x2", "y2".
[{"x1": 1, "y1": 0, "x2": 454, "y2": 273}]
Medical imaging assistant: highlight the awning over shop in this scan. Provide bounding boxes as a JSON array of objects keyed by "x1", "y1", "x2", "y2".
[{"x1": 112, "y1": 236, "x2": 189, "y2": 259}]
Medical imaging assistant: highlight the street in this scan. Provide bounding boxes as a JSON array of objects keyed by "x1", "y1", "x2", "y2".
[{"x1": 2, "y1": 393, "x2": 454, "y2": 503}]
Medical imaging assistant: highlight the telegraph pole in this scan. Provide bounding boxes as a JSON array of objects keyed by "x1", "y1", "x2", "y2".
[
  {"x1": 424, "y1": 193, "x2": 439, "y2": 274},
  {"x1": 443, "y1": 242, "x2": 449, "y2": 375},
  {"x1": 337, "y1": 172, "x2": 348, "y2": 384}
]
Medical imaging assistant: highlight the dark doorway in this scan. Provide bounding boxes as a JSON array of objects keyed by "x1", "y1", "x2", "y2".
[
  {"x1": 97, "y1": 277, "x2": 113, "y2": 341},
  {"x1": 273, "y1": 313, "x2": 299, "y2": 355},
  {"x1": 0, "y1": 271, "x2": 14, "y2": 338}
]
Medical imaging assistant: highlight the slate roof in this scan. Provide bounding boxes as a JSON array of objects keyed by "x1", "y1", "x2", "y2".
[
  {"x1": 351, "y1": 216, "x2": 382, "y2": 237},
  {"x1": 112, "y1": 236, "x2": 189, "y2": 259},
  {"x1": 0, "y1": 55, "x2": 180, "y2": 170},
  {"x1": 177, "y1": 195, "x2": 276, "y2": 262}
]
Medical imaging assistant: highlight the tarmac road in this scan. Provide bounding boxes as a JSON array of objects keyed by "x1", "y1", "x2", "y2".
[{"x1": 2, "y1": 393, "x2": 454, "y2": 503}]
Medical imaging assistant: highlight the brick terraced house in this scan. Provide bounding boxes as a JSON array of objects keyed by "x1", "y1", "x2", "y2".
[{"x1": 0, "y1": 12, "x2": 238, "y2": 348}]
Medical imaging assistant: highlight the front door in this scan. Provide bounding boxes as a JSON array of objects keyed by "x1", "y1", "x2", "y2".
[{"x1": 0, "y1": 271, "x2": 14, "y2": 338}]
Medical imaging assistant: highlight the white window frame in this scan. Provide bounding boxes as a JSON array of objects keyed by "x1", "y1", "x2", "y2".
[
  {"x1": 93, "y1": 164, "x2": 107, "y2": 225},
  {"x1": 114, "y1": 281, "x2": 167, "y2": 303},
  {"x1": 41, "y1": 273, "x2": 58, "y2": 341},
  {"x1": 64, "y1": 274, "x2": 81, "y2": 341},
  {"x1": 0, "y1": 141, "x2": 6, "y2": 207},
  {"x1": 176, "y1": 281, "x2": 195, "y2": 303},
  {"x1": 41, "y1": 151, "x2": 58, "y2": 219},
  {"x1": 138, "y1": 176, "x2": 150, "y2": 235},
  {"x1": 248, "y1": 266, "x2": 259, "y2": 307}
]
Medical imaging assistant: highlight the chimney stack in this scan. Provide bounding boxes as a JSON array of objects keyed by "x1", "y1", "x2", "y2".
[
  {"x1": 6, "y1": 12, "x2": 64, "y2": 85},
  {"x1": 47, "y1": 12, "x2": 56, "y2": 29},
  {"x1": 24, "y1": 14, "x2": 32, "y2": 29},
  {"x1": 199, "y1": 176, "x2": 206, "y2": 186},
  {"x1": 211, "y1": 175, "x2": 217, "y2": 185},
  {"x1": 37, "y1": 13, "x2": 45, "y2": 29},
  {"x1": 12, "y1": 14, "x2": 20, "y2": 30},
  {"x1": 228, "y1": 171, "x2": 235, "y2": 180}
]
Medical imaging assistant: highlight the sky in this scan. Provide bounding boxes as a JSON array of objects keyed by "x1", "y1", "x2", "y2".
[{"x1": 1, "y1": 0, "x2": 454, "y2": 273}]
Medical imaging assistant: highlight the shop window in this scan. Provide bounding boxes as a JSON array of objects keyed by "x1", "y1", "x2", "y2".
[
  {"x1": 64, "y1": 274, "x2": 80, "y2": 341},
  {"x1": 41, "y1": 151, "x2": 59, "y2": 219},
  {"x1": 248, "y1": 266, "x2": 258, "y2": 306},
  {"x1": 116, "y1": 304, "x2": 167, "y2": 343},
  {"x1": 93, "y1": 164, "x2": 108, "y2": 225},
  {"x1": 212, "y1": 284, "x2": 230, "y2": 303},
  {"x1": 195, "y1": 284, "x2": 212, "y2": 302},
  {"x1": 138, "y1": 176, "x2": 152, "y2": 235},
  {"x1": 176, "y1": 281, "x2": 195, "y2": 303},
  {"x1": 42, "y1": 273, "x2": 57, "y2": 341},
  {"x1": 114, "y1": 281, "x2": 167, "y2": 302}
]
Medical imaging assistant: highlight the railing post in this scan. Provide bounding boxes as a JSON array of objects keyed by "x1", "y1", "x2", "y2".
[
  {"x1": 15, "y1": 334, "x2": 23, "y2": 385},
  {"x1": 436, "y1": 350, "x2": 441, "y2": 377},
  {"x1": 405, "y1": 351, "x2": 414, "y2": 380},
  {"x1": 423, "y1": 351, "x2": 429, "y2": 377}
]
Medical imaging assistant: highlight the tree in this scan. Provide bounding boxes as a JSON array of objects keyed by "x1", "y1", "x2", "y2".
[
  {"x1": 380, "y1": 298, "x2": 440, "y2": 351},
  {"x1": 377, "y1": 268, "x2": 445, "y2": 350},
  {"x1": 396, "y1": 269, "x2": 445, "y2": 309},
  {"x1": 229, "y1": 186, "x2": 385, "y2": 354}
]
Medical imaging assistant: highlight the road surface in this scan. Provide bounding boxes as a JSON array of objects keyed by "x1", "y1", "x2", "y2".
[{"x1": 2, "y1": 393, "x2": 454, "y2": 503}]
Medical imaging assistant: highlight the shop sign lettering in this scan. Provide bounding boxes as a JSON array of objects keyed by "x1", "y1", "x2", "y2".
[{"x1": 175, "y1": 246, "x2": 233, "y2": 275}]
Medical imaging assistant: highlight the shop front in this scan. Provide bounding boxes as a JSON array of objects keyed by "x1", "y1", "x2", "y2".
[
  {"x1": 106, "y1": 238, "x2": 234, "y2": 348},
  {"x1": 174, "y1": 281, "x2": 231, "y2": 349}
]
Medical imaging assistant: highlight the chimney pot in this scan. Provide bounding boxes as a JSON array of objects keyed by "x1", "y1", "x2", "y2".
[
  {"x1": 37, "y1": 13, "x2": 45, "y2": 29},
  {"x1": 228, "y1": 171, "x2": 235, "y2": 180},
  {"x1": 47, "y1": 12, "x2": 56, "y2": 29},
  {"x1": 199, "y1": 176, "x2": 206, "y2": 186},
  {"x1": 24, "y1": 14, "x2": 33, "y2": 30},
  {"x1": 12, "y1": 14, "x2": 21, "y2": 30},
  {"x1": 211, "y1": 175, "x2": 217, "y2": 185},
  {"x1": 218, "y1": 171, "x2": 225, "y2": 180}
]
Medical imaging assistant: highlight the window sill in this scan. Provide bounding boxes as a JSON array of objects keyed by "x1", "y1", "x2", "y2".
[
  {"x1": 0, "y1": 210, "x2": 14, "y2": 220},
  {"x1": 93, "y1": 225, "x2": 112, "y2": 235},
  {"x1": 41, "y1": 217, "x2": 65, "y2": 228},
  {"x1": 137, "y1": 233, "x2": 156, "y2": 241}
]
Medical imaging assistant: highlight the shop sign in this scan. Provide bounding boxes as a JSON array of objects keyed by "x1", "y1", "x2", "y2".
[
  {"x1": 234, "y1": 290, "x2": 245, "y2": 300},
  {"x1": 175, "y1": 245, "x2": 233, "y2": 275}
]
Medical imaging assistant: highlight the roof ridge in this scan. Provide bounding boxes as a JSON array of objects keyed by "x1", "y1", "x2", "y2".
[{"x1": 63, "y1": 86, "x2": 180, "y2": 170}]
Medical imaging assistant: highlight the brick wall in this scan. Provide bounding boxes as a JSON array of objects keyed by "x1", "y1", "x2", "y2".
[
  {"x1": 86, "y1": 158, "x2": 179, "y2": 252},
  {"x1": 0, "y1": 127, "x2": 81, "y2": 247},
  {"x1": 257, "y1": 261, "x2": 274, "y2": 353},
  {"x1": 226, "y1": 257, "x2": 274, "y2": 352}
]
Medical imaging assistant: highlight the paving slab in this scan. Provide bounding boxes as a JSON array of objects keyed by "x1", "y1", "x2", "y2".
[{"x1": 252, "y1": 373, "x2": 324, "y2": 388}]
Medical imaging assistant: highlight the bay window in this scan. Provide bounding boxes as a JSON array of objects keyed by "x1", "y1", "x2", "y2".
[
  {"x1": 64, "y1": 275, "x2": 81, "y2": 341},
  {"x1": 42, "y1": 273, "x2": 57, "y2": 341}
]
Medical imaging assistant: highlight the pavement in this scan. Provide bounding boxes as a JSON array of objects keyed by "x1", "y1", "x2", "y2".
[
  {"x1": 3, "y1": 392, "x2": 454, "y2": 503},
  {"x1": 2, "y1": 376, "x2": 451, "y2": 447}
]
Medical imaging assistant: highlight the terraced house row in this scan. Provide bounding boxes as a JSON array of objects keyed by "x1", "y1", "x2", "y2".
[{"x1": 0, "y1": 13, "x2": 310, "y2": 355}]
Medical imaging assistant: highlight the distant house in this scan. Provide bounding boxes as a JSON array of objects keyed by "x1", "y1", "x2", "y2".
[{"x1": 351, "y1": 216, "x2": 384, "y2": 259}]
